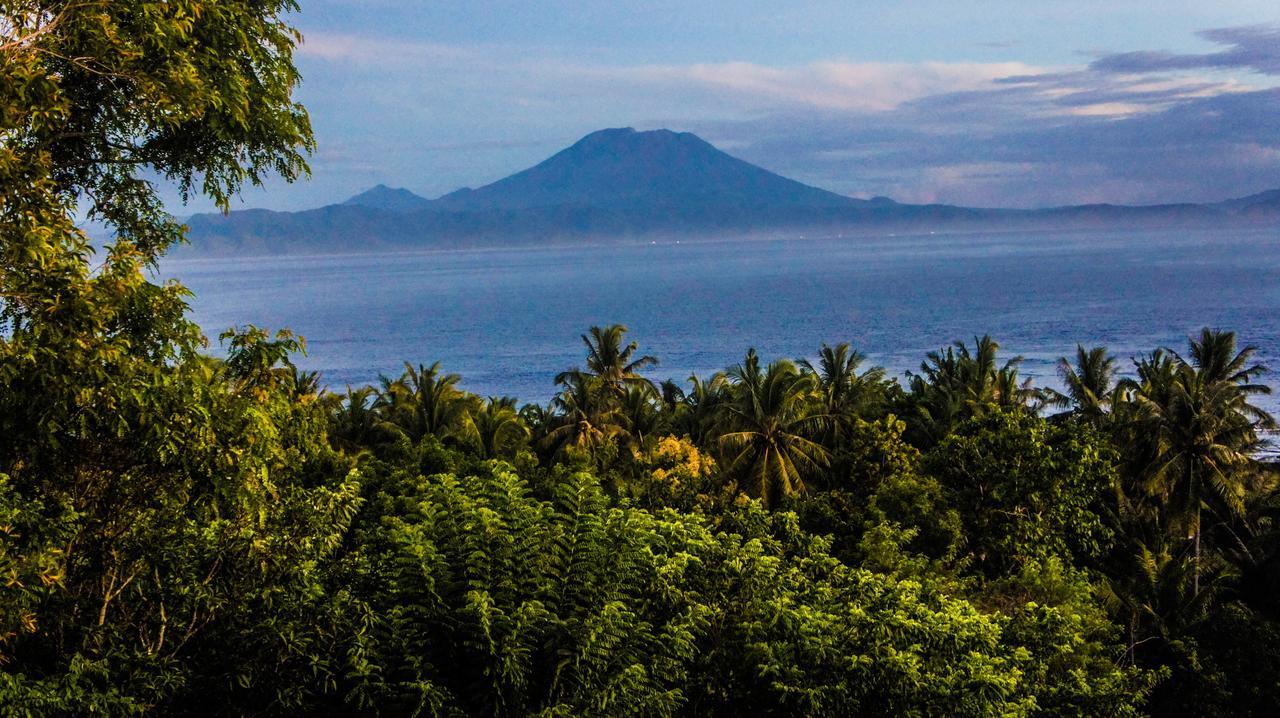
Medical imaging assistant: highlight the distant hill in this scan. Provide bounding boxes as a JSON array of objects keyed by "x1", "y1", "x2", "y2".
[
  {"x1": 1213, "y1": 189, "x2": 1280, "y2": 219},
  {"x1": 342, "y1": 184, "x2": 435, "y2": 213},
  {"x1": 182, "y1": 127, "x2": 1280, "y2": 256}
]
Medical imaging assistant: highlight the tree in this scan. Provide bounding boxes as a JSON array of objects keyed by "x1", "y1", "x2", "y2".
[
  {"x1": 328, "y1": 385, "x2": 381, "y2": 453},
  {"x1": 1, "y1": 0, "x2": 311, "y2": 271},
  {"x1": 336, "y1": 461, "x2": 1152, "y2": 716},
  {"x1": 718, "y1": 349, "x2": 829, "y2": 507},
  {"x1": 0, "y1": 3, "x2": 362, "y2": 711},
  {"x1": 220, "y1": 324, "x2": 306, "y2": 397},
  {"x1": 903, "y1": 335, "x2": 1036, "y2": 446},
  {"x1": 618, "y1": 383, "x2": 666, "y2": 457},
  {"x1": 799, "y1": 341, "x2": 888, "y2": 438},
  {"x1": 1053, "y1": 344, "x2": 1119, "y2": 421},
  {"x1": 1132, "y1": 331, "x2": 1275, "y2": 596},
  {"x1": 544, "y1": 373, "x2": 625, "y2": 457},
  {"x1": 926, "y1": 410, "x2": 1115, "y2": 576},
  {"x1": 375, "y1": 361, "x2": 478, "y2": 444},
  {"x1": 678, "y1": 371, "x2": 730, "y2": 447},
  {"x1": 469, "y1": 395, "x2": 529, "y2": 459},
  {"x1": 555, "y1": 324, "x2": 657, "y2": 399}
]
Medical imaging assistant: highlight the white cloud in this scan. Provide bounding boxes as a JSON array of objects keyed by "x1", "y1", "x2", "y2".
[
  {"x1": 277, "y1": 26, "x2": 1280, "y2": 209},
  {"x1": 298, "y1": 32, "x2": 1052, "y2": 114}
]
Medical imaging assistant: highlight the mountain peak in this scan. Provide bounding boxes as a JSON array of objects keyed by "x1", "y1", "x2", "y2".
[
  {"x1": 343, "y1": 184, "x2": 433, "y2": 212},
  {"x1": 434, "y1": 127, "x2": 855, "y2": 212}
]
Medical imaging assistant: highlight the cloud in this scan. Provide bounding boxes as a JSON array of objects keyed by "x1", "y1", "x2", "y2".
[
  {"x1": 612, "y1": 60, "x2": 1047, "y2": 113},
  {"x1": 298, "y1": 31, "x2": 1049, "y2": 115},
  {"x1": 298, "y1": 33, "x2": 482, "y2": 64},
  {"x1": 1090, "y1": 24, "x2": 1280, "y2": 76},
  {"x1": 272, "y1": 24, "x2": 1280, "y2": 211},
  {"x1": 702, "y1": 86, "x2": 1280, "y2": 207}
]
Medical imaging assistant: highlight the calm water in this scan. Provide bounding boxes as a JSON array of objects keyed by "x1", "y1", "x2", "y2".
[{"x1": 162, "y1": 227, "x2": 1280, "y2": 416}]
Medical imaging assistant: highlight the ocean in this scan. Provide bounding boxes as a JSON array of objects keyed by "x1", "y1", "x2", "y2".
[{"x1": 162, "y1": 227, "x2": 1280, "y2": 418}]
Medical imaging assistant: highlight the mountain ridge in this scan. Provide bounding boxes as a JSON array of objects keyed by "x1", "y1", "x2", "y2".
[{"x1": 182, "y1": 128, "x2": 1280, "y2": 256}]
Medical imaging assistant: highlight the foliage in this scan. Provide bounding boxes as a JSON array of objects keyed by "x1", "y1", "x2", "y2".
[
  {"x1": 926, "y1": 410, "x2": 1115, "y2": 576},
  {"x1": 336, "y1": 462, "x2": 1148, "y2": 717},
  {"x1": 3, "y1": 1, "x2": 1276, "y2": 714},
  {"x1": 718, "y1": 349, "x2": 829, "y2": 508}
]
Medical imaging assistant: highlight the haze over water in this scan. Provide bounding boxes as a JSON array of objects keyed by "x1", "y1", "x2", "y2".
[{"x1": 165, "y1": 227, "x2": 1280, "y2": 417}]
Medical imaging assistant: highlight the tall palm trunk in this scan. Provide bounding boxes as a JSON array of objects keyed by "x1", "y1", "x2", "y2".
[
  {"x1": 1189, "y1": 462, "x2": 1200, "y2": 597},
  {"x1": 1193, "y1": 505, "x2": 1200, "y2": 597}
]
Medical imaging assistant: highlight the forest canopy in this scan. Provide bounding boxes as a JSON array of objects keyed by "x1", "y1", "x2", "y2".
[{"x1": 3, "y1": 2, "x2": 1280, "y2": 716}]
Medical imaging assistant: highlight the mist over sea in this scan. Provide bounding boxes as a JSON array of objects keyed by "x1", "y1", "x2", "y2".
[{"x1": 163, "y1": 227, "x2": 1280, "y2": 419}]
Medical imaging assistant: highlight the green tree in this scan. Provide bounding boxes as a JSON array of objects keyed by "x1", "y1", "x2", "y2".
[
  {"x1": 904, "y1": 335, "x2": 1037, "y2": 445},
  {"x1": 544, "y1": 373, "x2": 625, "y2": 457},
  {"x1": 336, "y1": 461, "x2": 1152, "y2": 717},
  {"x1": 555, "y1": 324, "x2": 658, "y2": 399},
  {"x1": 328, "y1": 385, "x2": 382, "y2": 453},
  {"x1": 1133, "y1": 330, "x2": 1275, "y2": 595},
  {"x1": 799, "y1": 341, "x2": 888, "y2": 436},
  {"x1": 468, "y1": 395, "x2": 529, "y2": 459},
  {"x1": 375, "y1": 361, "x2": 478, "y2": 444},
  {"x1": 677, "y1": 371, "x2": 730, "y2": 447},
  {"x1": 0, "y1": 2, "x2": 363, "y2": 711},
  {"x1": 220, "y1": 324, "x2": 306, "y2": 397},
  {"x1": 926, "y1": 410, "x2": 1115, "y2": 576},
  {"x1": 718, "y1": 349, "x2": 829, "y2": 507},
  {"x1": 1052, "y1": 344, "x2": 1118, "y2": 422}
]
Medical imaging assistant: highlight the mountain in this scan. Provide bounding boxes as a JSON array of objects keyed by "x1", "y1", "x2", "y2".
[
  {"x1": 182, "y1": 128, "x2": 1280, "y2": 256},
  {"x1": 433, "y1": 127, "x2": 858, "y2": 212},
  {"x1": 342, "y1": 184, "x2": 435, "y2": 212},
  {"x1": 1213, "y1": 189, "x2": 1280, "y2": 219}
]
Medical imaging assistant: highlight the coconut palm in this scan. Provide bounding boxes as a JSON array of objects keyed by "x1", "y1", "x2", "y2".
[
  {"x1": 328, "y1": 385, "x2": 381, "y2": 453},
  {"x1": 555, "y1": 324, "x2": 658, "y2": 399},
  {"x1": 718, "y1": 349, "x2": 829, "y2": 507},
  {"x1": 799, "y1": 342, "x2": 888, "y2": 429},
  {"x1": 905, "y1": 335, "x2": 1031, "y2": 443},
  {"x1": 470, "y1": 396, "x2": 530, "y2": 459},
  {"x1": 1184, "y1": 328, "x2": 1273, "y2": 421},
  {"x1": 376, "y1": 361, "x2": 478, "y2": 443},
  {"x1": 1101, "y1": 537, "x2": 1224, "y2": 665},
  {"x1": 619, "y1": 383, "x2": 666, "y2": 457},
  {"x1": 544, "y1": 374, "x2": 625, "y2": 455},
  {"x1": 1134, "y1": 330, "x2": 1276, "y2": 595},
  {"x1": 658, "y1": 378, "x2": 686, "y2": 411},
  {"x1": 680, "y1": 371, "x2": 730, "y2": 446},
  {"x1": 1052, "y1": 344, "x2": 1118, "y2": 421},
  {"x1": 289, "y1": 366, "x2": 323, "y2": 400}
]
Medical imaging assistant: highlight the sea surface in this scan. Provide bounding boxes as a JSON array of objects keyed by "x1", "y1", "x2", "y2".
[{"x1": 162, "y1": 227, "x2": 1280, "y2": 419}]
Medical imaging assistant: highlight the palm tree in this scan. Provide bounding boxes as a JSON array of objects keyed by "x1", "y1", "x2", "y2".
[
  {"x1": 328, "y1": 385, "x2": 380, "y2": 453},
  {"x1": 905, "y1": 335, "x2": 1032, "y2": 443},
  {"x1": 1135, "y1": 330, "x2": 1275, "y2": 595},
  {"x1": 469, "y1": 396, "x2": 529, "y2": 459},
  {"x1": 290, "y1": 366, "x2": 323, "y2": 400},
  {"x1": 1053, "y1": 344, "x2": 1118, "y2": 421},
  {"x1": 555, "y1": 324, "x2": 658, "y2": 399},
  {"x1": 718, "y1": 349, "x2": 829, "y2": 507},
  {"x1": 1102, "y1": 537, "x2": 1223, "y2": 665},
  {"x1": 376, "y1": 361, "x2": 478, "y2": 443},
  {"x1": 658, "y1": 378, "x2": 686, "y2": 411},
  {"x1": 618, "y1": 384, "x2": 665, "y2": 457},
  {"x1": 799, "y1": 342, "x2": 887, "y2": 432},
  {"x1": 1184, "y1": 328, "x2": 1273, "y2": 420},
  {"x1": 544, "y1": 374, "x2": 625, "y2": 456},
  {"x1": 678, "y1": 372, "x2": 729, "y2": 447}
]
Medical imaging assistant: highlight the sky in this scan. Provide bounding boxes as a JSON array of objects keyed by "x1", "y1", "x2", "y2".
[{"x1": 173, "y1": 1, "x2": 1280, "y2": 213}]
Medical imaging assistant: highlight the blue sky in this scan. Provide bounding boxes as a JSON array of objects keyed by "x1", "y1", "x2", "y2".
[{"x1": 178, "y1": 2, "x2": 1280, "y2": 212}]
